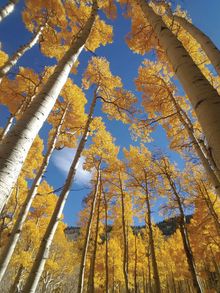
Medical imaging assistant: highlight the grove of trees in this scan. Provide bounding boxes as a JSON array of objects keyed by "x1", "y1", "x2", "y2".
[{"x1": 0, "y1": 0, "x2": 219, "y2": 292}]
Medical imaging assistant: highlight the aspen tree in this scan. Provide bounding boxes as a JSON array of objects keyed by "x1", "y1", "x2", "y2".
[
  {"x1": 196, "y1": 180, "x2": 220, "y2": 236},
  {"x1": 87, "y1": 190, "x2": 101, "y2": 293},
  {"x1": 118, "y1": 170, "x2": 130, "y2": 293},
  {"x1": 174, "y1": 15, "x2": 220, "y2": 76},
  {"x1": 124, "y1": 145, "x2": 162, "y2": 293},
  {"x1": 0, "y1": 0, "x2": 99, "y2": 213},
  {"x1": 103, "y1": 185, "x2": 110, "y2": 293},
  {"x1": 83, "y1": 129, "x2": 118, "y2": 293},
  {"x1": 156, "y1": 157, "x2": 203, "y2": 293},
  {"x1": 0, "y1": 81, "x2": 85, "y2": 282},
  {"x1": 165, "y1": 5, "x2": 220, "y2": 77},
  {"x1": 0, "y1": 24, "x2": 47, "y2": 84},
  {"x1": 0, "y1": 105, "x2": 70, "y2": 283},
  {"x1": 104, "y1": 160, "x2": 135, "y2": 292},
  {"x1": 135, "y1": 59, "x2": 220, "y2": 195},
  {"x1": 0, "y1": 67, "x2": 52, "y2": 140},
  {"x1": 122, "y1": 0, "x2": 220, "y2": 178},
  {"x1": 78, "y1": 166, "x2": 101, "y2": 293},
  {"x1": 22, "y1": 54, "x2": 134, "y2": 292}
]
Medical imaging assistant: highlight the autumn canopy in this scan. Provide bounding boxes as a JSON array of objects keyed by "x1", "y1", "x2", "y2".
[{"x1": 0, "y1": 0, "x2": 219, "y2": 292}]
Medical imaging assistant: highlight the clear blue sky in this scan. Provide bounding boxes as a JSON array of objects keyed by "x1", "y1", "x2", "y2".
[{"x1": 0, "y1": 0, "x2": 220, "y2": 226}]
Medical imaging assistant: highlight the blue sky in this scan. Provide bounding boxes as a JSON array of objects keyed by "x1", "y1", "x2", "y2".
[{"x1": 0, "y1": 0, "x2": 220, "y2": 226}]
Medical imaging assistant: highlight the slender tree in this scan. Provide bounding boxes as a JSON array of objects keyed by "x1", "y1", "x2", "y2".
[
  {"x1": 78, "y1": 164, "x2": 101, "y2": 293},
  {"x1": 21, "y1": 86, "x2": 98, "y2": 293},
  {"x1": 103, "y1": 186, "x2": 109, "y2": 293},
  {"x1": 153, "y1": 0, "x2": 220, "y2": 77},
  {"x1": 135, "y1": 59, "x2": 220, "y2": 194},
  {"x1": 0, "y1": 0, "x2": 98, "y2": 213},
  {"x1": 88, "y1": 188, "x2": 103, "y2": 293},
  {"x1": 0, "y1": 23, "x2": 47, "y2": 84},
  {"x1": 123, "y1": 0, "x2": 220, "y2": 176},
  {"x1": 0, "y1": 67, "x2": 51, "y2": 141},
  {"x1": 157, "y1": 158, "x2": 203, "y2": 293},
  {"x1": 0, "y1": 104, "x2": 70, "y2": 283},
  {"x1": 124, "y1": 145, "x2": 162, "y2": 293},
  {"x1": 118, "y1": 171, "x2": 130, "y2": 293}
]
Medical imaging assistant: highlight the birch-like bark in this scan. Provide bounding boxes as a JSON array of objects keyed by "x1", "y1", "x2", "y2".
[
  {"x1": 167, "y1": 176, "x2": 203, "y2": 293},
  {"x1": 0, "y1": 24, "x2": 46, "y2": 84},
  {"x1": 0, "y1": 0, "x2": 18, "y2": 22},
  {"x1": 78, "y1": 165, "x2": 101, "y2": 293},
  {"x1": 137, "y1": 0, "x2": 220, "y2": 176},
  {"x1": 173, "y1": 15, "x2": 220, "y2": 76},
  {"x1": 0, "y1": 0, "x2": 98, "y2": 214},
  {"x1": 0, "y1": 106, "x2": 68, "y2": 283},
  {"x1": 0, "y1": 114, "x2": 14, "y2": 141},
  {"x1": 87, "y1": 190, "x2": 101, "y2": 293},
  {"x1": 144, "y1": 175, "x2": 161, "y2": 293},
  {"x1": 118, "y1": 172, "x2": 130, "y2": 293},
  {"x1": 22, "y1": 91, "x2": 98, "y2": 293}
]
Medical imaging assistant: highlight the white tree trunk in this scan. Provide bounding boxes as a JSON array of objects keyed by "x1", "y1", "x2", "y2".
[
  {"x1": 138, "y1": 0, "x2": 220, "y2": 177},
  {"x1": 0, "y1": 0, "x2": 98, "y2": 214},
  {"x1": 22, "y1": 90, "x2": 98, "y2": 293},
  {"x1": 0, "y1": 24, "x2": 46, "y2": 84},
  {"x1": 0, "y1": 0, "x2": 18, "y2": 22},
  {"x1": 0, "y1": 114, "x2": 14, "y2": 141},
  {"x1": 0, "y1": 106, "x2": 68, "y2": 284},
  {"x1": 78, "y1": 166, "x2": 101, "y2": 293},
  {"x1": 173, "y1": 15, "x2": 220, "y2": 76}
]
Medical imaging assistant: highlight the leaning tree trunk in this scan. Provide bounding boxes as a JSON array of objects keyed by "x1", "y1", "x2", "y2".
[
  {"x1": 158, "y1": 76, "x2": 220, "y2": 194},
  {"x1": 22, "y1": 91, "x2": 98, "y2": 293},
  {"x1": 119, "y1": 173, "x2": 130, "y2": 293},
  {"x1": 137, "y1": 0, "x2": 220, "y2": 177},
  {"x1": 0, "y1": 23, "x2": 46, "y2": 84},
  {"x1": 0, "y1": 113, "x2": 14, "y2": 141},
  {"x1": 0, "y1": 105, "x2": 68, "y2": 283},
  {"x1": 87, "y1": 190, "x2": 101, "y2": 293},
  {"x1": 144, "y1": 176, "x2": 161, "y2": 293},
  {"x1": 78, "y1": 165, "x2": 101, "y2": 293},
  {"x1": 0, "y1": 0, "x2": 98, "y2": 214},
  {"x1": 169, "y1": 89, "x2": 220, "y2": 195},
  {"x1": 0, "y1": 0, "x2": 18, "y2": 22},
  {"x1": 168, "y1": 176, "x2": 203, "y2": 293},
  {"x1": 173, "y1": 15, "x2": 220, "y2": 77}
]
